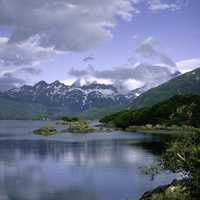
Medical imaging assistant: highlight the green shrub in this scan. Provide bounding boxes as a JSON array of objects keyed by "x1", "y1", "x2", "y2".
[{"x1": 160, "y1": 131, "x2": 200, "y2": 199}]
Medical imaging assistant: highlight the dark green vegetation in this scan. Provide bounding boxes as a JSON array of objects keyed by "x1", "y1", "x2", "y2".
[
  {"x1": 60, "y1": 116, "x2": 79, "y2": 122},
  {"x1": 101, "y1": 95, "x2": 200, "y2": 130},
  {"x1": 33, "y1": 126, "x2": 58, "y2": 136},
  {"x1": 132, "y1": 67, "x2": 200, "y2": 108},
  {"x1": 139, "y1": 130, "x2": 200, "y2": 200},
  {"x1": 158, "y1": 131, "x2": 200, "y2": 199},
  {"x1": 59, "y1": 116, "x2": 79, "y2": 123}
]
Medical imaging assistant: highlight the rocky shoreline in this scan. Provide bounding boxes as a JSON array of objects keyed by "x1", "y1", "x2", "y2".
[{"x1": 139, "y1": 180, "x2": 188, "y2": 200}]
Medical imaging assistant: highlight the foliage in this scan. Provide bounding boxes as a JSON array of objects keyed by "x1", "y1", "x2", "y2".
[
  {"x1": 60, "y1": 116, "x2": 79, "y2": 122},
  {"x1": 101, "y1": 95, "x2": 200, "y2": 129},
  {"x1": 160, "y1": 131, "x2": 200, "y2": 199},
  {"x1": 140, "y1": 130, "x2": 200, "y2": 199}
]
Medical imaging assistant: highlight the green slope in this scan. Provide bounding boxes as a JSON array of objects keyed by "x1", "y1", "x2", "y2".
[
  {"x1": 79, "y1": 106, "x2": 126, "y2": 120},
  {"x1": 101, "y1": 95, "x2": 200, "y2": 128},
  {"x1": 132, "y1": 67, "x2": 200, "y2": 108},
  {"x1": 0, "y1": 97, "x2": 48, "y2": 119}
]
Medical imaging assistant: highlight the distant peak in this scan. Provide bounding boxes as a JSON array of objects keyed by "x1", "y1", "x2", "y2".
[
  {"x1": 50, "y1": 80, "x2": 62, "y2": 85},
  {"x1": 34, "y1": 80, "x2": 48, "y2": 87}
]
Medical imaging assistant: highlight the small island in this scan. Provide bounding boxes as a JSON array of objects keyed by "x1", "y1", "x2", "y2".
[
  {"x1": 58, "y1": 115, "x2": 96, "y2": 133},
  {"x1": 33, "y1": 125, "x2": 58, "y2": 136},
  {"x1": 67, "y1": 120, "x2": 95, "y2": 133}
]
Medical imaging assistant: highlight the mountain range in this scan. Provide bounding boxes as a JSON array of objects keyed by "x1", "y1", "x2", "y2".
[
  {"x1": 0, "y1": 80, "x2": 134, "y2": 119},
  {"x1": 0, "y1": 65, "x2": 199, "y2": 119}
]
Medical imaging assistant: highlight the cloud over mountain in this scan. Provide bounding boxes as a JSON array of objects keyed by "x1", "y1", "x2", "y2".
[
  {"x1": 68, "y1": 62, "x2": 178, "y2": 93},
  {"x1": 135, "y1": 37, "x2": 177, "y2": 68},
  {"x1": 0, "y1": 73, "x2": 25, "y2": 91},
  {"x1": 0, "y1": 66, "x2": 42, "y2": 91}
]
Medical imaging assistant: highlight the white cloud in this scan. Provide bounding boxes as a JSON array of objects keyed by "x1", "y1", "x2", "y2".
[
  {"x1": 176, "y1": 58, "x2": 200, "y2": 73},
  {"x1": 123, "y1": 79, "x2": 144, "y2": 90},
  {"x1": 0, "y1": 36, "x2": 57, "y2": 66},
  {"x1": 0, "y1": 0, "x2": 136, "y2": 52},
  {"x1": 147, "y1": 0, "x2": 184, "y2": 11},
  {"x1": 0, "y1": 0, "x2": 186, "y2": 68}
]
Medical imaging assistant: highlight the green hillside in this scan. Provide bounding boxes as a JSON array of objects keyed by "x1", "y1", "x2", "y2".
[
  {"x1": 0, "y1": 97, "x2": 48, "y2": 120},
  {"x1": 101, "y1": 95, "x2": 200, "y2": 129},
  {"x1": 132, "y1": 68, "x2": 200, "y2": 108},
  {"x1": 79, "y1": 106, "x2": 126, "y2": 120}
]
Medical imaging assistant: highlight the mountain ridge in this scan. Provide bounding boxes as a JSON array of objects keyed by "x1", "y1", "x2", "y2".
[
  {"x1": 0, "y1": 81, "x2": 136, "y2": 118},
  {"x1": 132, "y1": 67, "x2": 200, "y2": 108}
]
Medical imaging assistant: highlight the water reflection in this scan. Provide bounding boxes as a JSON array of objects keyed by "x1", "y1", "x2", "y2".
[
  {"x1": 0, "y1": 139, "x2": 177, "y2": 200},
  {"x1": 0, "y1": 121, "x2": 177, "y2": 200}
]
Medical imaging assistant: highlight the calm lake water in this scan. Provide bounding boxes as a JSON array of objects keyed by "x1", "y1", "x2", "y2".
[{"x1": 0, "y1": 120, "x2": 177, "y2": 200}]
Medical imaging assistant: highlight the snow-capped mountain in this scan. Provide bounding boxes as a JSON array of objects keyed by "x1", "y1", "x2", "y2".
[
  {"x1": 2, "y1": 81, "x2": 134, "y2": 115},
  {"x1": 0, "y1": 64, "x2": 181, "y2": 117}
]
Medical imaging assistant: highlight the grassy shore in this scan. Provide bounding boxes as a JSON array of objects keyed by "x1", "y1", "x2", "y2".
[
  {"x1": 125, "y1": 124, "x2": 199, "y2": 135},
  {"x1": 140, "y1": 180, "x2": 189, "y2": 200},
  {"x1": 66, "y1": 120, "x2": 96, "y2": 133}
]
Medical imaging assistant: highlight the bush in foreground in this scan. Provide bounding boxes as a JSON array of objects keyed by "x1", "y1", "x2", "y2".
[{"x1": 160, "y1": 130, "x2": 200, "y2": 199}]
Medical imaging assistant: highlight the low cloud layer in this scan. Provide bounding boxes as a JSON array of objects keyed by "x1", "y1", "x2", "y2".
[
  {"x1": 68, "y1": 36, "x2": 180, "y2": 92},
  {"x1": 0, "y1": 73, "x2": 24, "y2": 91},
  {"x1": 68, "y1": 61, "x2": 176, "y2": 93},
  {"x1": 0, "y1": 66, "x2": 42, "y2": 91}
]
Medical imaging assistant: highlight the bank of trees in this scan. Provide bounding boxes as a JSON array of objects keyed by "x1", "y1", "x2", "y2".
[{"x1": 101, "y1": 95, "x2": 200, "y2": 129}]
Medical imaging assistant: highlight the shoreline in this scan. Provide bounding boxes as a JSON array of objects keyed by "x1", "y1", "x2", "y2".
[{"x1": 124, "y1": 125, "x2": 199, "y2": 135}]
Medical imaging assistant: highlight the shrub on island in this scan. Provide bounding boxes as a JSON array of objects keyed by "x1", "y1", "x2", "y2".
[{"x1": 58, "y1": 116, "x2": 80, "y2": 124}]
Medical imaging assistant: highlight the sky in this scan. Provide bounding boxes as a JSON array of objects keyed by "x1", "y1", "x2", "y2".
[{"x1": 0, "y1": 0, "x2": 199, "y2": 91}]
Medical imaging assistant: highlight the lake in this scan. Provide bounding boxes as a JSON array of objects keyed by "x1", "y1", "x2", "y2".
[{"x1": 0, "y1": 120, "x2": 177, "y2": 200}]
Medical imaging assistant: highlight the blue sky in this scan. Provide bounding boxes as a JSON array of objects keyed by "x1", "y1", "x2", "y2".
[{"x1": 0, "y1": 0, "x2": 199, "y2": 90}]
